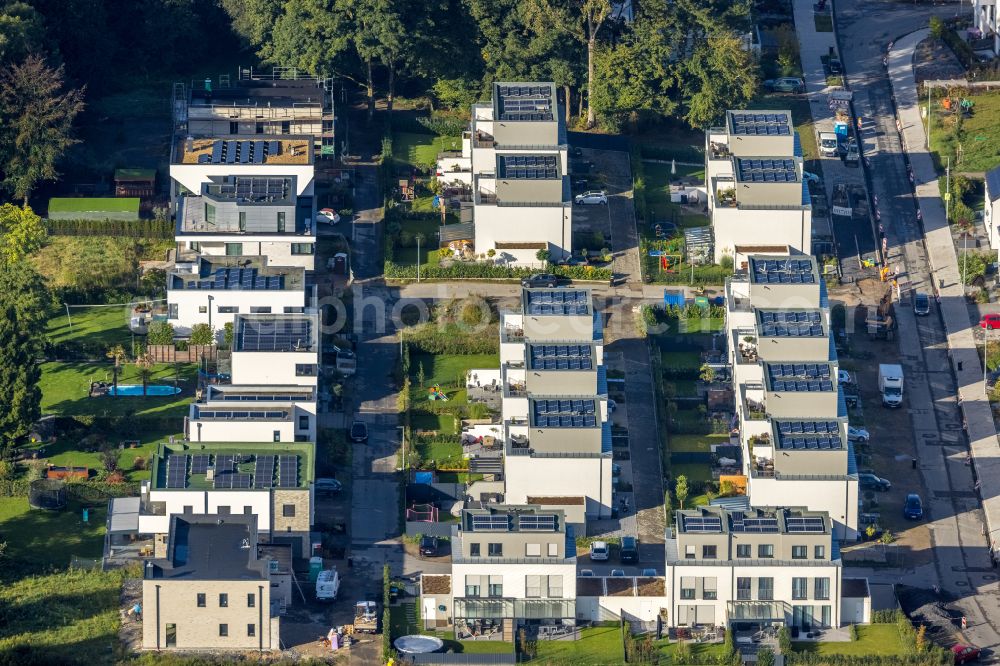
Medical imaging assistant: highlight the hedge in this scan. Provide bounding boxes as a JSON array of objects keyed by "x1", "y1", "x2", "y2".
[
  {"x1": 43, "y1": 218, "x2": 173, "y2": 238},
  {"x1": 384, "y1": 260, "x2": 612, "y2": 282},
  {"x1": 405, "y1": 323, "x2": 499, "y2": 355}
]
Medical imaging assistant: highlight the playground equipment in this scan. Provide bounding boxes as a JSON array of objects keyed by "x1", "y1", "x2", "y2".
[{"x1": 427, "y1": 385, "x2": 449, "y2": 401}]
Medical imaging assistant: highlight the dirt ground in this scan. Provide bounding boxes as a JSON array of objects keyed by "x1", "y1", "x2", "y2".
[{"x1": 914, "y1": 37, "x2": 965, "y2": 84}]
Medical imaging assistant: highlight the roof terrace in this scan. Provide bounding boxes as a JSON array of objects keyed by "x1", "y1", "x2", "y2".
[
  {"x1": 149, "y1": 441, "x2": 315, "y2": 491},
  {"x1": 168, "y1": 256, "x2": 305, "y2": 292},
  {"x1": 175, "y1": 137, "x2": 312, "y2": 165}
]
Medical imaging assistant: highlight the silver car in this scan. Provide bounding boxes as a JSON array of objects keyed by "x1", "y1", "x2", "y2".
[{"x1": 574, "y1": 191, "x2": 608, "y2": 205}]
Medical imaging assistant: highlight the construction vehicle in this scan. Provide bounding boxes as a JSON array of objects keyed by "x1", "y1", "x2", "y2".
[
  {"x1": 867, "y1": 288, "x2": 896, "y2": 340},
  {"x1": 353, "y1": 601, "x2": 379, "y2": 634}
]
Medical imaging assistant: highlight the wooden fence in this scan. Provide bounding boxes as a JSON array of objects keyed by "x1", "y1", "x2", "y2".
[{"x1": 146, "y1": 344, "x2": 217, "y2": 363}]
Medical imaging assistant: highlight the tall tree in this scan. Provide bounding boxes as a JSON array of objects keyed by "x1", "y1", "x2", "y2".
[
  {"x1": 0, "y1": 261, "x2": 47, "y2": 454},
  {"x1": 681, "y1": 33, "x2": 758, "y2": 128},
  {"x1": 0, "y1": 203, "x2": 44, "y2": 265},
  {"x1": 0, "y1": 56, "x2": 84, "y2": 205},
  {"x1": 0, "y1": 2, "x2": 46, "y2": 66}
]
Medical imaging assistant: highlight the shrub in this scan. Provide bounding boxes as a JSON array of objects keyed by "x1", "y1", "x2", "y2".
[
  {"x1": 223, "y1": 322, "x2": 234, "y2": 349},
  {"x1": 929, "y1": 16, "x2": 944, "y2": 40},
  {"x1": 630, "y1": 145, "x2": 647, "y2": 222},
  {"x1": 146, "y1": 321, "x2": 174, "y2": 346},
  {"x1": 777, "y1": 626, "x2": 792, "y2": 654},
  {"x1": 849, "y1": 623, "x2": 859, "y2": 641},
  {"x1": 188, "y1": 323, "x2": 215, "y2": 345},
  {"x1": 42, "y1": 218, "x2": 173, "y2": 238},
  {"x1": 672, "y1": 640, "x2": 692, "y2": 664},
  {"x1": 758, "y1": 648, "x2": 775, "y2": 666}
]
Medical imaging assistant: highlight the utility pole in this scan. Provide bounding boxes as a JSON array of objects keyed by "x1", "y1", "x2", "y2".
[
  {"x1": 946, "y1": 157, "x2": 951, "y2": 223},
  {"x1": 926, "y1": 85, "x2": 932, "y2": 149},
  {"x1": 416, "y1": 235, "x2": 421, "y2": 283}
]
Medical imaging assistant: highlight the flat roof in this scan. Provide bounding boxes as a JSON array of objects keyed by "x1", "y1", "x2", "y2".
[
  {"x1": 494, "y1": 82, "x2": 556, "y2": 122},
  {"x1": 169, "y1": 256, "x2": 305, "y2": 292},
  {"x1": 530, "y1": 398, "x2": 598, "y2": 428},
  {"x1": 748, "y1": 256, "x2": 818, "y2": 284},
  {"x1": 774, "y1": 418, "x2": 844, "y2": 450},
  {"x1": 727, "y1": 110, "x2": 792, "y2": 137},
  {"x1": 462, "y1": 505, "x2": 566, "y2": 534},
  {"x1": 150, "y1": 441, "x2": 314, "y2": 490},
  {"x1": 735, "y1": 158, "x2": 799, "y2": 183},
  {"x1": 175, "y1": 136, "x2": 312, "y2": 165},
  {"x1": 205, "y1": 384, "x2": 315, "y2": 401},
  {"x1": 523, "y1": 288, "x2": 592, "y2": 316},
  {"x1": 145, "y1": 514, "x2": 269, "y2": 581},
  {"x1": 233, "y1": 313, "x2": 318, "y2": 352},
  {"x1": 676, "y1": 506, "x2": 830, "y2": 535},
  {"x1": 203, "y1": 175, "x2": 294, "y2": 204},
  {"x1": 497, "y1": 154, "x2": 559, "y2": 179},
  {"x1": 756, "y1": 310, "x2": 825, "y2": 337},
  {"x1": 527, "y1": 343, "x2": 594, "y2": 371}
]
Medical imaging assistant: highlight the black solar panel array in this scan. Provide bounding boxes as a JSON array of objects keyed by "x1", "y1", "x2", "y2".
[
  {"x1": 777, "y1": 434, "x2": 841, "y2": 450},
  {"x1": 730, "y1": 113, "x2": 791, "y2": 136},
  {"x1": 777, "y1": 420, "x2": 839, "y2": 434},
  {"x1": 184, "y1": 268, "x2": 284, "y2": 291},
  {"x1": 767, "y1": 363, "x2": 831, "y2": 380},
  {"x1": 682, "y1": 515, "x2": 723, "y2": 533},
  {"x1": 528, "y1": 344, "x2": 593, "y2": 371},
  {"x1": 191, "y1": 454, "x2": 211, "y2": 474},
  {"x1": 239, "y1": 318, "x2": 312, "y2": 352},
  {"x1": 786, "y1": 516, "x2": 827, "y2": 533},
  {"x1": 206, "y1": 140, "x2": 278, "y2": 165},
  {"x1": 731, "y1": 513, "x2": 780, "y2": 533},
  {"x1": 524, "y1": 289, "x2": 590, "y2": 316},
  {"x1": 750, "y1": 258, "x2": 816, "y2": 284},
  {"x1": 759, "y1": 310, "x2": 823, "y2": 337},
  {"x1": 771, "y1": 379, "x2": 834, "y2": 392},
  {"x1": 166, "y1": 454, "x2": 187, "y2": 488},
  {"x1": 532, "y1": 399, "x2": 597, "y2": 427},
  {"x1": 737, "y1": 158, "x2": 797, "y2": 183},
  {"x1": 277, "y1": 455, "x2": 298, "y2": 488},
  {"x1": 498, "y1": 155, "x2": 558, "y2": 179},
  {"x1": 497, "y1": 84, "x2": 553, "y2": 121},
  {"x1": 518, "y1": 514, "x2": 557, "y2": 531},
  {"x1": 254, "y1": 455, "x2": 276, "y2": 489},
  {"x1": 470, "y1": 513, "x2": 511, "y2": 531}
]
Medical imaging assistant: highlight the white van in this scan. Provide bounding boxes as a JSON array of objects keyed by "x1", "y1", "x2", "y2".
[{"x1": 819, "y1": 132, "x2": 840, "y2": 157}]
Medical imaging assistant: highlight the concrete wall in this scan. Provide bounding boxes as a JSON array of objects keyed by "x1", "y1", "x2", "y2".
[
  {"x1": 713, "y1": 207, "x2": 812, "y2": 263},
  {"x1": 763, "y1": 388, "x2": 838, "y2": 418},
  {"x1": 189, "y1": 418, "x2": 295, "y2": 443},
  {"x1": 755, "y1": 335, "x2": 829, "y2": 362},
  {"x1": 505, "y1": 455, "x2": 612, "y2": 518},
  {"x1": 576, "y1": 595, "x2": 666, "y2": 623},
  {"x1": 529, "y1": 426, "x2": 602, "y2": 454},
  {"x1": 841, "y1": 593, "x2": 871, "y2": 624},
  {"x1": 180, "y1": 239, "x2": 315, "y2": 270},
  {"x1": 773, "y1": 449, "x2": 848, "y2": 475},
  {"x1": 664, "y1": 562, "x2": 842, "y2": 628},
  {"x1": 525, "y1": 369, "x2": 598, "y2": 395},
  {"x1": 230, "y1": 350, "x2": 319, "y2": 386},
  {"x1": 522, "y1": 314, "x2": 595, "y2": 341},
  {"x1": 492, "y1": 120, "x2": 560, "y2": 148},
  {"x1": 737, "y1": 181, "x2": 803, "y2": 208},
  {"x1": 496, "y1": 178, "x2": 564, "y2": 204},
  {"x1": 168, "y1": 289, "x2": 304, "y2": 335},
  {"x1": 143, "y1": 579, "x2": 274, "y2": 650},
  {"x1": 748, "y1": 282, "x2": 821, "y2": 310},
  {"x1": 748, "y1": 478, "x2": 858, "y2": 541}
]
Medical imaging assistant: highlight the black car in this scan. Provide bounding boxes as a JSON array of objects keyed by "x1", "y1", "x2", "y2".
[
  {"x1": 419, "y1": 535, "x2": 439, "y2": 557},
  {"x1": 914, "y1": 292, "x2": 930, "y2": 316},
  {"x1": 858, "y1": 473, "x2": 891, "y2": 492},
  {"x1": 521, "y1": 273, "x2": 560, "y2": 289},
  {"x1": 620, "y1": 536, "x2": 639, "y2": 564},
  {"x1": 350, "y1": 420, "x2": 369, "y2": 443}
]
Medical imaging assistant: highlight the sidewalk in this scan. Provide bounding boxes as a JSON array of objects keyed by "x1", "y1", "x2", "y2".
[{"x1": 889, "y1": 29, "x2": 1000, "y2": 646}]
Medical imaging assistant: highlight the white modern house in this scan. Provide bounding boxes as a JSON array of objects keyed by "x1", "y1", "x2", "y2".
[
  {"x1": 726, "y1": 254, "x2": 859, "y2": 541},
  {"x1": 468, "y1": 288, "x2": 613, "y2": 519},
  {"x1": 437, "y1": 83, "x2": 572, "y2": 266},
  {"x1": 972, "y1": 0, "x2": 999, "y2": 57},
  {"x1": 423, "y1": 505, "x2": 577, "y2": 640},
  {"x1": 706, "y1": 111, "x2": 813, "y2": 263},
  {"x1": 984, "y1": 165, "x2": 1000, "y2": 258},
  {"x1": 175, "y1": 175, "x2": 316, "y2": 270},
  {"x1": 186, "y1": 384, "x2": 317, "y2": 443},
  {"x1": 229, "y1": 313, "x2": 320, "y2": 387},
  {"x1": 165, "y1": 257, "x2": 310, "y2": 336},
  {"x1": 664, "y1": 506, "x2": 854, "y2": 630}
]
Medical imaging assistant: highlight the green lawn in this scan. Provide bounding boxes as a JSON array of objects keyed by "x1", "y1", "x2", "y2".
[
  {"x1": 40, "y1": 361, "x2": 197, "y2": 418},
  {"x1": 0, "y1": 496, "x2": 106, "y2": 570},
  {"x1": 671, "y1": 463, "x2": 713, "y2": 486},
  {"x1": 661, "y1": 351, "x2": 701, "y2": 373},
  {"x1": 409, "y1": 352, "x2": 499, "y2": 404},
  {"x1": 48, "y1": 197, "x2": 140, "y2": 214},
  {"x1": 393, "y1": 216, "x2": 445, "y2": 269},
  {"x1": 46, "y1": 305, "x2": 132, "y2": 349},
  {"x1": 414, "y1": 437, "x2": 464, "y2": 468},
  {"x1": 412, "y1": 410, "x2": 460, "y2": 435},
  {"x1": 643, "y1": 162, "x2": 709, "y2": 230},
  {"x1": 748, "y1": 94, "x2": 819, "y2": 164},
  {"x1": 26, "y1": 428, "x2": 181, "y2": 483},
  {"x1": 668, "y1": 379, "x2": 699, "y2": 398},
  {"x1": 793, "y1": 624, "x2": 907, "y2": 656},
  {"x1": 389, "y1": 603, "x2": 513, "y2": 655},
  {"x1": 0, "y1": 565, "x2": 132, "y2": 665},
  {"x1": 670, "y1": 434, "x2": 729, "y2": 453},
  {"x1": 529, "y1": 624, "x2": 624, "y2": 664},
  {"x1": 393, "y1": 131, "x2": 462, "y2": 170},
  {"x1": 930, "y1": 90, "x2": 1000, "y2": 173}
]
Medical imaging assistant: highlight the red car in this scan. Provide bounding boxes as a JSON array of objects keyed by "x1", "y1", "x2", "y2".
[
  {"x1": 953, "y1": 644, "x2": 981, "y2": 664},
  {"x1": 980, "y1": 314, "x2": 1000, "y2": 330}
]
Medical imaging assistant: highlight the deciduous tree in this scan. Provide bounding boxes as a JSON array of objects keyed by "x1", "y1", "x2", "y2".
[
  {"x1": 0, "y1": 203, "x2": 44, "y2": 265},
  {"x1": 0, "y1": 56, "x2": 85, "y2": 205}
]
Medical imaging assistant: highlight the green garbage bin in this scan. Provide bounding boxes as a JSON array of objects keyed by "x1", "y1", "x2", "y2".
[{"x1": 309, "y1": 556, "x2": 324, "y2": 583}]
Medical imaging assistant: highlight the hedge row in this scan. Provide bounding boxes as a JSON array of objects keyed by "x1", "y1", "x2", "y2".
[
  {"x1": 384, "y1": 259, "x2": 612, "y2": 282},
  {"x1": 43, "y1": 218, "x2": 173, "y2": 238}
]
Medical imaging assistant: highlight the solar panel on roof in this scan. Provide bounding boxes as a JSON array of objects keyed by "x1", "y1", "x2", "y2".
[
  {"x1": 211, "y1": 140, "x2": 223, "y2": 163},
  {"x1": 735, "y1": 516, "x2": 779, "y2": 533},
  {"x1": 191, "y1": 454, "x2": 210, "y2": 474},
  {"x1": 471, "y1": 514, "x2": 510, "y2": 531},
  {"x1": 683, "y1": 516, "x2": 723, "y2": 533},
  {"x1": 786, "y1": 516, "x2": 826, "y2": 533},
  {"x1": 518, "y1": 514, "x2": 557, "y2": 531}
]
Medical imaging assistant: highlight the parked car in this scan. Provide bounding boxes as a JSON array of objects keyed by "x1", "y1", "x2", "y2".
[
  {"x1": 858, "y1": 473, "x2": 891, "y2": 492},
  {"x1": 521, "y1": 273, "x2": 560, "y2": 289},
  {"x1": 802, "y1": 171, "x2": 821, "y2": 185},
  {"x1": 590, "y1": 540, "x2": 610, "y2": 561},
  {"x1": 828, "y1": 58, "x2": 843, "y2": 75},
  {"x1": 914, "y1": 292, "x2": 930, "y2": 316},
  {"x1": 620, "y1": 536, "x2": 639, "y2": 564},
  {"x1": 610, "y1": 569, "x2": 626, "y2": 577},
  {"x1": 574, "y1": 190, "x2": 608, "y2": 205},
  {"x1": 350, "y1": 420, "x2": 369, "y2": 443},
  {"x1": 838, "y1": 370, "x2": 854, "y2": 385},
  {"x1": 579, "y1": 569, "x2": 595, "y2": 577},
  {"x1": 641, "y1": 568, "x2": 657, "y2": 577},
  {"x1": 314, "y1": 478, "x2": 343, "y2": 494},
  {"x1": 952, "y1": 645, "x2": 981, "y2": 664},
  {"x1": 904, "y1": 493, "x2": 924, "y2": 520},
  {"x1": 419, "y1": 535, "x2": 439, "y2": 557},
  {"x1": 316, "y1": 208, "x2": 341, "y2": 224},
  {"x1": 847, "y1": 426, "x2": 870, "y2": 442},
  {"x1": 763, "y1": 77, "x2": 805, "y2": 93},
  {"x1": 980, "y1": 314, "x2": 1000, "y2": 330}
]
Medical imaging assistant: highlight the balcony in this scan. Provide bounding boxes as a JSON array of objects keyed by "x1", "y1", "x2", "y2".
[
  {"x1": 708, "y1": 138, "x2": 732, "y2": 160},
  {"x1": 473, "y1": 132, "x2": 495, "y2": 149},
  {"x1": 502, "y1": 326, "x2": 525, "y2": 342},
  {"x1": 715, "y1": 187, "x2": 737, "y2": 208}
]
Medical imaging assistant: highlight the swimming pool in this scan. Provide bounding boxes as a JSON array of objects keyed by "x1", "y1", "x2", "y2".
[{"x1": 107, "y1": 385, "x2": 181, "y2": 397}]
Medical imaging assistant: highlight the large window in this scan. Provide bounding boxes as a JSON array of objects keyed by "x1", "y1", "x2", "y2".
[
  {"x1": 225, "y1": 242, "x2": 242, "y2": 256},
  {"x1": 205, "y1": 203, "x2": 216, "y2": 225},
  {"x1": 815, "y1": 577, "x2": 830, "y2": 600},
  {"x1": 167, "y1": 303, "x2": 178, "y2": 320},
  {"x1": 736, "y1": 577, "x2": 751, "y2": 600},
  {"x1": 814, "y1": 545, "x2": 826, "y2": 559},
  {"x1": 792, "y1": 545, "x2": 807, "y2": 560},
  {"x1": 218, "y1": 306, "x2": 239, "y2": 314},
  {"x1": 548, "y1": 575, "x2": 563, "y2": 598},
  {"x1": 296, "y1": 364, "x2": 317, "y2": 377},
  {"x1": 702, "y1": 577, "x2": 718, "y2": 600},
  {"x1": 758, "y1": 544, "x2": 774, "y2": 559},
  {"x1": 239, "y1": 211, "x2": 246, "y2": 231},
  {"x1": 526, "y1": 575, "x2": 542, "y2": 598},
  {"x1": 758, "y1": 577, "x2": 774, "y2": 601},
  {"x1": 488, "y1": 543, "x2": 503, "y2": 557},
  {"x1": 702, "y1": 545, "x2": 717, "y2": 559},
  {"x1": 465, "y1": 575, "x2": 480, "y2": 597},
  {"x1": 736, "y1": 544, "x2": 751, "y2": 558},
  {"x1": 469, "y1": 543, "x2": 480, "y2": 557},
  {"x1": 680, "y1": 577, "x2": 696, "y2": 600},
  {"x1": 291, "y1": 243, "x2": 314, "y2": 255},
  {"x1": 298, "y1": 415, "x2": 310, "y2": 431},
  {"x1": 488, "y1": 576, "x2": 503, "y2": 597},
  {"x1": 792, "y1": 577, "x2": 808, "y2": 600},
  {"x1": 277, "y1": 211, "x2": 286, "y2": 232}
]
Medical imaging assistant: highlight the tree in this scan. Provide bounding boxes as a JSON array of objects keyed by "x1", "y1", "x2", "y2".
[
  {"x1": 681, "y1": 33, "x2": 758, "y2": 128},
  {"x1": 134, "y1": 351, "x2": 155, "y2": 397},
  {"x1": 0, "y1": 262, "x2": 48, "y2": 454},
  {"x1": 0, "y1": 203, "x2": 43, "y2": 265},
  {"x1": 536, "y1": 248, "x2": 550, "y2": 263},
  {"x1": 223, "y1": 321, "x2": 234, "y2": 350},
  {"x1": 757, "y1": 648, "x2": 775, "y2": 666},
  {"x1": 189, "y1": 323, "x2": 215, "y2": 346},
  {"x1": 146, "y1": 321, "x2": 174, "y2": 346},
  {"x1": 98, "y1": 443, "x2": 118, "y2": 473},
  {"x1": 674, "y1": 474, "x2": 689, "y2": 508},
  {"x1": 929, "y1": 16, "x2": 944, "y2": 40},
  {"x1": 0, "y1": 3, "x2": 46, "y2": 66},
  {"x1": 699, "y1": 363, "x2": 716, "y2": 383},
  {"x1": 105, "y1": 344, "x2": 127, "y2": 397},
  {"x1": 0, "y1": 56, "x2": 85, "y2": 205}
]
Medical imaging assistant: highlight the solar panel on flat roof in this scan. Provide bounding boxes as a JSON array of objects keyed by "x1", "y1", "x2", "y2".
[
  {"x1": 231, "y1": 473, "x2": 252, "y2": 489},
  {"x1": 730, "y1": 112, "x2": 791, "y2": 136},
  {"x1": 211, "y1": 140, "x2": 223, "y2": 163},
  {"x1": 268, "y1": 140, "x2": 279, "y2": 157},
  {"x1": 735, "y1": 517, "x2": 780, "y2": 533},
  {"x1": 498, "y1": 154, "x2": 559, "y2": 179},
  {"x1": 518, "y1": 514, "x2": 557, "y2": 531},
  {"x1": 471, "y1": 513, "x2": 510, "y2": 531},
  {"x1": 191, "y1": 454, "x2": 210, "y2": 474},
  {"x1": 786, "y1": 516, "x2": 826, "y2": 533},
  {"x1": 239, "y1": 318, "x2": 312, "y2": 352},
  {"x1": 524, "y1": 289, "x2": 590, "y2": 316},
  {"x1": 682, "y1": 515, "x2": 723, "y2": 533}
]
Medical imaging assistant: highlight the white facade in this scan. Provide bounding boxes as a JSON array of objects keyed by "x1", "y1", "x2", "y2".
[
  {"x1": 229, "y1": 313, "x2": 321, "y2": 387},
  {"x1": 452, "y1": 562, "x2": 577, "y2": 604},
  {"x1": 973, "y1": 0, "x2": 999, "y2": 56},
  {"x1": 138, "y1": 484, "x2": 275, "y2": 535},
  {"x1": 984, "y1": 167, "x2": 1000, "y2": 258},
  {"x1": 167, "y1": 286, "x2": 306, "y2": 336},
  {"x1": 187, "y1": 403, "x2": 316, "y2": 443},
  {"x1": 504, "y1": 454, "x2": 614, "y2": 518},
  {"x1": 179, "y1": 237, "x2": 316, "y2": 270},
  {"x1": 711, "y1": 206, "x2": 813, "y2": 264}
]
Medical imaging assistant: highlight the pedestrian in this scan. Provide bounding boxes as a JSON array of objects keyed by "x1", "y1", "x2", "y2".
[{"x1": 962, "y1": 616, "x2": 968, "y2": 630}]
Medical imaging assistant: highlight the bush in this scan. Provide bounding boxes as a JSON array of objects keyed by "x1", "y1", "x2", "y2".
[
  {"x1": 416, "y1": 113, "x2": 467, "y2": 137},
  {"x1": 929, "y1": 16, "x2": 944, "y2": 40},
  {"x1": 758, "y1": 648, "x2": 775, "y2": 666},
  {"x1": 42, "y1": 218, "x2": 173, "y2": 238},
  {"x1": 146, "y1": 321, "x2": 174, "y2": 346},
  {"x1": 777, "y1": 626, "x2": 792, "y2": 654},
  {"x1": 631, "y1": 145, "x2": 647, "y2": 222},
  {"x1": 384, "y1": 259, "x2": 611, "y2": 282},
  {"x1": 188, "y1": 323, "x2": 215, "y2": 345}
]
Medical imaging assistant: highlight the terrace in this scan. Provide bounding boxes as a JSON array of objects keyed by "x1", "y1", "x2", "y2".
[
  {"x1": 233, "y1": 314, "x2": 318, "y2": 353},
  {"x1": 168, "y1": 256, "x2": 305, "y2": 292},
  {"x1": 149, "y1": 441, "x2": 315, "y2": 491},
  {"x1": 174, "y1": 136, "x2": 312, "y2": 165}
]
